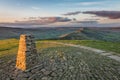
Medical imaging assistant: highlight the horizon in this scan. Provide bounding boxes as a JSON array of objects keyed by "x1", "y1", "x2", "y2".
[{"x1": 0, "y1": 0, "x2": 120, "y2": 28}]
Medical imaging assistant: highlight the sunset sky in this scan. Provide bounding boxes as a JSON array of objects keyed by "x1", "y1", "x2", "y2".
[{"x1": 0, "y1": 0, "x2": 120, "y2": 27}]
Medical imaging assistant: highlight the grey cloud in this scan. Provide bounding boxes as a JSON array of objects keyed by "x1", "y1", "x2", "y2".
[
  {"x1": 63, "y1": 11, "x2": 81, "y2": 16},
  {"x1": 83, "y1": 11, "x2": 120, "y2": 19},
  {"x1": 0, "y1": 17, "x2": 72, "y2": 26}
]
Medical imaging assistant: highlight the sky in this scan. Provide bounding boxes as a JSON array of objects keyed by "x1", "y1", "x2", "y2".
[{"x1": 0, "y1": 0, "x2": 120, "y2": 27}]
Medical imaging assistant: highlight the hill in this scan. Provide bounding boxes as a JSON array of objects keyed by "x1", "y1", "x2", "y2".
[
  {"x1": 0, "y1": 27, "x2": 120, "y2": 42},
  {"x1": 59, "y1": 28, "x2": 120, "y2": 42},
  {"x1": 0, "y1": 27, "x2": 78, "y2": 39}
]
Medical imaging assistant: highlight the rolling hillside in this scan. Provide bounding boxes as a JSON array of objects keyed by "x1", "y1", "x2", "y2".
[
  {"x1": 0, "y1": 27, "x2": 78, "y2": 39},
  {"x1": 59, "y1": 28, "x2": 120, "y2": 42},
  {"x1": 0, "y1": 27, "x2": 120, "y2": 42}
]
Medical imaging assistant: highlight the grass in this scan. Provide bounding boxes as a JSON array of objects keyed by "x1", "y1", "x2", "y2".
[
  {"x1": 36, "y1": 41, "x2": 66, "y2": 49},
  {"x1": 0, "y1": 39, "x2": 18, "y2": 51},
  {"x1": 36, "y1": 41, "x2": 66, "y2": 53},
  {"x1": 0, "y1": 39, "x2": 120, "y2": 62},
  {"x1": 51, "y1": 40, "x2": 120, "y2": 54},
  {"x1": 0, "y1": 39, "x2": 18, "y2": 63},
  {"x1": 0, "y1": 39, "x2": 120, "y2": 60},
  {"x1": 0, "y1": 39, "x2": 66, "y2": 62}
]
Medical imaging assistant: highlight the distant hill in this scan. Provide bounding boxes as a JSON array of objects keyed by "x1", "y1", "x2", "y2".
[
  {"x1": 0, "y1": 26, "x2": 120, "y2": 41},
  {"x1": 59, "y1": 27, "x2": 120, "y2": 42},
  {"x1": 0, "y1": 27, "x2": 78, "y2": 39}
]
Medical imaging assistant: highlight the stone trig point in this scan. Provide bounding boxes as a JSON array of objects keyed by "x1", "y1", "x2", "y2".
[{"x1": 16, "y1": 34, "x2": 39, "y2": 71}]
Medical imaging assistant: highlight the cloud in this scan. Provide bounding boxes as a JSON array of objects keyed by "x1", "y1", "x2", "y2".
[
  {"x1": 84, "y1": 18, "x2": 100, "y2": 21},
  {"x1": 0, "y1": 17, "x2": 72, "y2": 26},
  {"x1": 63, "y1": 11, "x2": 81, "y2": 16},
  {"x1": 83, "y1": 11, "x2": 120, "y2": 19},
  {"x1": 72, "y1": 21, "x2": 98, "y2": 24}
]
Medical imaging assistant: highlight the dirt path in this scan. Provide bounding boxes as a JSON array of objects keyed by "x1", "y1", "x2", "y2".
[{"x1": 48, "y1": 42, "x2": 120, "y2": 62}]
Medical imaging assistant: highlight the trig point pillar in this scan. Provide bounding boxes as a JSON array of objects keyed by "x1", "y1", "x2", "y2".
[{"x1": 16, "y1": 34, "x2": 38, "y2": 71}]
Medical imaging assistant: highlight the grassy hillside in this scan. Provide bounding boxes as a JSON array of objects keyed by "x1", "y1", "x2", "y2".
[
  {"x1": 0, "y1": 39, "x2": 18, "y2": 63},
  {"x1": 0, "y1": 39, "x2": 18, "y2": 51},
  {"x1": 0, "y1": 39, "x2": 119, "y2": 60},
  {"x1": 82, "y1": 28, "x2": 120, "y2": 41},
  {"x1": 59, "y1": 28, "x2": 120, "y2": 42},
  {"x1": 55, "y1": 40, "x2": 120, "y2": 54},
  {"x1": 0, "y1": 39, "x2": 65, "y2": 62},
  {"x1": 0, "y1": 27, "x2": 120, "y2": 42},
  {"x1": 0, "y1": 27, "x2": 78, "y2": 39}
]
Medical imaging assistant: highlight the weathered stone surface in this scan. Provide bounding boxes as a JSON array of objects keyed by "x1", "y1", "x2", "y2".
[
  {"x1": 43, "y1": 70, "x2": 51, "y2": 76},
  {"x1": 50, "y1": 72, "x2": 57, "y2": 77},
  {"x1": 42, "y1": 77, "x2": 48, "y2": 80}
]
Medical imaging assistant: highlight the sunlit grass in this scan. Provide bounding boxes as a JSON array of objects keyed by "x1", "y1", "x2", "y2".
[
  {"x1": 0, "y1": 39, "x2": 120, "y2": 63},
  {"x1": 36, "y1": 41, "x2": 65, "y2": 49},
  {"x1": 0, "y1": 39, "x2": 66, "y2": 62},
  {"x1": 0, "y1": 39, "x2": 18, "y2": 51}
]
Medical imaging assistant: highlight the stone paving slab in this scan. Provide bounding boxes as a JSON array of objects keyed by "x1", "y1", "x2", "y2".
[{"x1": 108, "y1": 55, "x2": 120, "y2": 62}]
